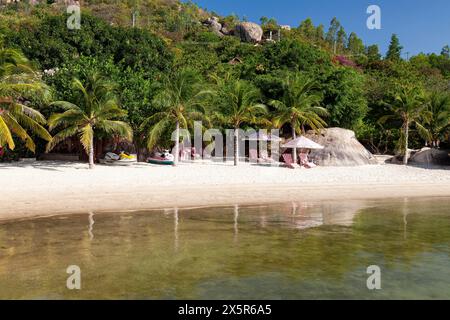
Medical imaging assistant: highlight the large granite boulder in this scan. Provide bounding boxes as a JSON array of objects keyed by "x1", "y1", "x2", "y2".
[
  {"x1": 235, "y1": 22, "x2": 263, "y2": 43},
  {"x1": 305, "y1": 128, "x2": 378, "y2": 167},
  {"x1": 409, "y1": 147, "x2": 450, "y2": 166}
]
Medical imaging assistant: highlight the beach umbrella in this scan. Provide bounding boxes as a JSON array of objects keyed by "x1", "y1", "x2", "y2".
[
  {"x1": 246, "y1": 132, "x2": 282, "y2": 141},
  {"x1": 282, "y1": 136, "x2": 324, "y2": 149}
]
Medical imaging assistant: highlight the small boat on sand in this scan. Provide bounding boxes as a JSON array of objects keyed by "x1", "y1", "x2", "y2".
[
  {"x1": 147, "y1": 150, "x2": 175, "y2": 166},
  {"x1": 100, "y1": 152, "x2": 137, "y2": 166}
]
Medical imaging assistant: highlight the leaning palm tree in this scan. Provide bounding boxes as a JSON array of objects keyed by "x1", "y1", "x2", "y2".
[
  {"x1": 212, "y1": 79, "x2": 267, "y2": 166},
  {"x1": 425, "y1": 92, "x2": 450, "y2": 148},
  {"x1": 379, "y1": 85, "x2": 430, "y2": 165},
  {"x1": 47, "y1": 73, "x2": 133, "y2": 169},
  {"x1": 0, "y1": 44, "x2": 52, "y2": 152},
  {"x1": 140, "y1": 69, "x2": 208, "y2": 165},
  {"x1": 269, "y1": 73, "x2": 328, "y2": 164}
]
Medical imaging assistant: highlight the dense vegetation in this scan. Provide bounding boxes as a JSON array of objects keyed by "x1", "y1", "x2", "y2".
[{"x1": 0, "y1": 0, "x2": 449, "y2": 165}]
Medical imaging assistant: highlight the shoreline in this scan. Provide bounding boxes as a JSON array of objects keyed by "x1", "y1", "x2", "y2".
[{"x1": 1, "y1": 161, "x2": 450, "y2": 222}]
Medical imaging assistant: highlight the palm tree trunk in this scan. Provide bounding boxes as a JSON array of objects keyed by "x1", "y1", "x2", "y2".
[
  {"x1": 234, "y1": 127, "x2": 239, "y2": 166},
  {"x1": 89, "y1": 135, "x2": 95, "y2": 169},
  {"x1": 292, "y1": 127, "x2": 297, "y2": 164},
  {"x1": 174, "y1": 121, "x2": 180, "y2": 166},
  {"x1": 403, "y1": 122, "x2": 409, "y2": 165}
]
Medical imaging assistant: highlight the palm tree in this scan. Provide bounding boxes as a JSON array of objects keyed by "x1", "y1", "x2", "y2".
[
  {"x1": 212, "y1": 78, "x2": 267, "y2": 166},
  {"x1": 379, "y1": 85, "x2": 430, "y2": 165},
  {"x1": 47, "y1": 73, "x2": 133, "y2": 169},
  {"x1": 140, "y1": 69, "x2": 207, "y2": 165},
  {"x1": 426, "y1": 92, "x2": 450, "y2": 148},
  {"x1": 0, "y1": 44, "x2": 52, "y2": 152},
  {"x1": 270, "y1": 73, "x2": 328, "y2": 164}
]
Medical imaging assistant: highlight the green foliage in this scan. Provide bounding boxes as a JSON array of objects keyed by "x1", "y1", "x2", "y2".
[
  {"x1": 379, "y1": 85, "x2": 430, "y2": 162},
  {"x1": 47, "y1": 73, "x2": 132, "y2": 167},
  {"x1": 211, "y1": 77, "x2": 267, "y2": 129},
  {"x1": 366, "y1": 45, "x2": 381, "y2": 63},
  {"x1": 322, "y1": 67, "x2": 368, "y2": 130},
  {"x1": 0, "y1": 44, "x2": 51, "y2": 152},
  {"x1": 426, "y1": 92, "x2": 450, "y2": 146},
  {"x1": 140, "y1": 68, "x2": 207, "y2": 151},
  {"x1": 270, "y1": 72, "x2": 328, "y2": 134},
  {"x1": 1, "y1": 1, "x2": 449, "y2": 159}
]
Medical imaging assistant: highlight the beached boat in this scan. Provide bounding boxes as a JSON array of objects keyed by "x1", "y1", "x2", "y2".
[
  {"x1": 100, "y1": 152, "x2": 137, "y2": 166},
  {"x1": 147, "y1": 150, "x2": 175, "y2": 166}
]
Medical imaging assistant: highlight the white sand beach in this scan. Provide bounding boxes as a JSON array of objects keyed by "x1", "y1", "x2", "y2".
[{"x1": 1, "y1": 160, "x2": 450, "y2": 221}]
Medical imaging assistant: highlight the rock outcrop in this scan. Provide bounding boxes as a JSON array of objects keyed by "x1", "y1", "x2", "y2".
[
  {"x1": 234, "y1": 22, "x2": 263, "y2": 43},
  {"x1": 203, "y1": 17, "x2": 230, "y2": 37},
  {"x1": 305, "y1": 128, "x2": 378, "y2": 167},
  {"x1": 409, "y1": 148, "x2": 450, "y2": 166}
]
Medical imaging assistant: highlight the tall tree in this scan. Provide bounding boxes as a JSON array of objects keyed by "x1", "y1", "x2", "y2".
[
  {"x1": 315, "y1": 24, "x2": 325, "y2": 42},
  {"x1": 366, "y1": 44, "x2": 381, "y2": 62},
  {"x1": 212, "y1": 79, "x2": 267, "y2": 166},
  {"x1": 325, "y1": 17, "x2": 340, "y2": 46},
  {"x1": 270, "y1": 73, "x2": 328, "y2": 164},
  {"x1": 298, "y1": 18, "x2": 315, "y2": 40},
  {"x1": 347, "y1": 32, "x2": 365, "y2": 56},
  {"x1": 386, "y1": 34, "x2": 403, "y2": 62},
  {"x1": 379, "y1": 86, "x2": 430, "y2": 165},
  {"x1": 47, "y1": 73, "x2": 132, "y2": 169},
  {"x1": 336, "y1": 26, "x2": 347, "y2": 53},
  {"x1": 0, "y1": 44, "x2": 51, "y2": 153},
  {"x1": 140, "y1": 69, "x2": 206, "y2": 165}
]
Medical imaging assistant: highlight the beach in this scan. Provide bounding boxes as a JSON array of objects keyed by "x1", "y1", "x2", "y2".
[
  {"x1": 1, "y1": 160, "x2": 450, "y2": 221},
  {"x1": 0, "y1": 161, "x2": 450, "y2": 220}
]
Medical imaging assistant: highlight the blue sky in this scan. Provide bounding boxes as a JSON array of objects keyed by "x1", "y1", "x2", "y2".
[{"x1": 191, "y1": 0, "x2": 450, "y2": 57}]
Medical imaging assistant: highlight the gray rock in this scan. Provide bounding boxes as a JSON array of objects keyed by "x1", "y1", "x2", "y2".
[
  {"x1": 409, "y1": 147, "x2": 450, "y2": 166},
  {"x1": 235, "y1": 22, "x2": 263, "y2": 43},
  {"x1": 204, "y1": 17, "x2": 224, "y2": 37},
  {"x1": 220, "y1": 26, "x2": 230, "y2": 35},
  {"x1": 305, "y1": 128, "x2": 378, "y2": 167}
]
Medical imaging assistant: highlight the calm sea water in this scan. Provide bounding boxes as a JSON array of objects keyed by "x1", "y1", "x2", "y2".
[{"x1": 0, "y1": 198, "x2": 449, "y2": 299}]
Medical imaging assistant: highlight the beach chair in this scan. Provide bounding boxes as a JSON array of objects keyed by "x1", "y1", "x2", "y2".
[
  {"x1": 260, "y1": 149, "x2": 276, "y2": 164},
  {"x1": 282, "y1": 153, "x2": 301, "y2": 169},
  {"x1": 299, "y1": 153, "x2": 317, "y2": 169}
]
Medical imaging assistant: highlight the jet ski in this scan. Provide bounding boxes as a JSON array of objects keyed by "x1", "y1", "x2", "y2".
[
  {"x1": 147, "y1": 150, "x2": 175, "y2": 165},
  {"x1": 100, "y1": 152, "x2": 137, "y2": 166}
]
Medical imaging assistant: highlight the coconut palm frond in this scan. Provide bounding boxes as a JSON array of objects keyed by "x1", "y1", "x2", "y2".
[
  {"x1": 0, "y1": 45, "x2": 52, "y2": 152},
  {"x1": 146, "y1": 118, "x2": 169, "y2": 150},
  {"x1": 0, "y1": 114, "x2": 15, "y2": 150},
  {"x1": 1, "y1": 112, "x2": 36, "y2": 152},
  {"x1": 79, "y1": 124, "x2": 94, "y2": 154},
  {"x1": 50, "y1": 100, "x2": 83, "y2": 111},
  {"x1": 48, "y1": 109, "x2": 86, "y2": 131},
  {"x1": 415, "y1": 121, "x2": 431, "y2": 142},
  {"x1": 13, "y1": 112, "x2": 52, "y2": 142},
  {"x1": 97, "y1": 120, "x2": 133, "y2": 141},
  {"x1": 272, "y1": 73, "x2": 326, "y2": 134},
  {"x1": 9, "y1": 103, "x2": 47, "y2": 124},
  {"x1": 46, "y1": 125, "x2": 79, "y2": 152}
]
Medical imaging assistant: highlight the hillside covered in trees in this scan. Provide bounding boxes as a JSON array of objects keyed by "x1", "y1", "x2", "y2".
[{"x1": 0, "y1": 0, "x2": 449, "y2": 162}]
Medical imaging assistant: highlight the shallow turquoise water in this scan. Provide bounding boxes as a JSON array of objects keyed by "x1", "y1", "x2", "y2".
[{"x1": 0, "y1": 197, "x2": 449, "y2": 299}]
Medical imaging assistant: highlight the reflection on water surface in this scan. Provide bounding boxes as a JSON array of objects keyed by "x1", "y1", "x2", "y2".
[{"x1": 0, "y1": 198, "x2": 449, "y2": 299}]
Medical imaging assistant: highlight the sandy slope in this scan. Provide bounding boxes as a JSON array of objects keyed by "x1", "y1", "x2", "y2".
[{"x1": 1, "y1": 160, "x2": 450, "y2": 221}]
